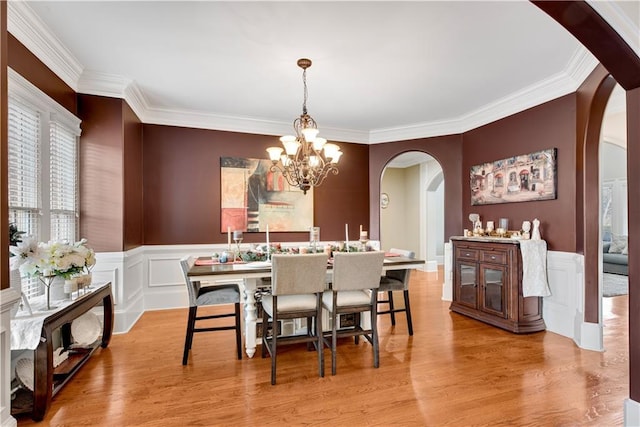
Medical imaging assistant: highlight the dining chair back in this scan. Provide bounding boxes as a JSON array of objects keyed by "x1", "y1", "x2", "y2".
[
  {"x1": 180, "y1": 256, "x2": 243, "y2": 365},
  {"x1": 261, "y1": 253, "x2": 328, "y2": 384},
  {"x1": 323, "y1": 251, "x2": 385, "y2": 375},
  {"x1": 378, "y1": 248, "x2": 415, "y2": 335}
]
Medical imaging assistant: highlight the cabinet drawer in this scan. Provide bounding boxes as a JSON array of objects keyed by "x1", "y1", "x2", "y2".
[
  {"x1": 480, "y1": 250, "x2": 507, "y2": 264},
  {"x1": 456, "y1": 247, "x2": 478, "y2": 261}
]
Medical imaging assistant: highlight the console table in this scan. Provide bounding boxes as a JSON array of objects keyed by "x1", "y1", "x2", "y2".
[{"x1": 11, "y1": 282, "x2": 113, "y2": 421}]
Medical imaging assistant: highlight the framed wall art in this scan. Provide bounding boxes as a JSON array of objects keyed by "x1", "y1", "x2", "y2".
[
  {"x1": 220, "y1": 157, "x2": 313, "y2": 232},
  {"x1": 470, "y1": 148, "x2": 557, "y2": 206}
]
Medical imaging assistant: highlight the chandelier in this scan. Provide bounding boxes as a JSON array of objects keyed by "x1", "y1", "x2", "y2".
[{"x1": 266, "y1": 58, "x2": 342, "y2": 195}]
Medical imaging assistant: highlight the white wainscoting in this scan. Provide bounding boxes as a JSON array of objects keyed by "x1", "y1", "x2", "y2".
[
  {"x1": 0, "y1": 288, "x2": 20, "y2": 427},
  {"x1": 95, "y1": 243, "x2": 601, "y2": 351}
]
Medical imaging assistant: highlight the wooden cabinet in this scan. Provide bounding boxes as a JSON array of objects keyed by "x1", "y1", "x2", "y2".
[
  {"x1": 450, "y1": 238, "x2": 545, "y2": 333},
  {"x1": 11, "y1": 282, "x2": 114, "y2": 421}
]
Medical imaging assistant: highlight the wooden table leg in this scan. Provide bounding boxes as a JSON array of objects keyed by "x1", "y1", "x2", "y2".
[{"x1": 101, "y1": 291, "x2": 114, "y2": 348}]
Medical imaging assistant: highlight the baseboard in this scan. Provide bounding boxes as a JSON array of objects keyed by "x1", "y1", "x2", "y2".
[{"x1": 625, "y1": 398, "x2": 640, "y2": 426}]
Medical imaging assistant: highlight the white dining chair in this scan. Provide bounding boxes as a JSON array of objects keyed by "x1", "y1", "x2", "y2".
[
  {"x1": 261, "y1": 253, "x2": 328, "y2": 385},
  {"x1": 322, "y1": 251, "x2": 385, "y2": 375}
]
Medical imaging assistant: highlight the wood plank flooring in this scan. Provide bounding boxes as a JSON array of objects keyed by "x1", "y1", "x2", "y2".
[{"x1": 15, "y1": 269, "x2": 629, "y2": 426}]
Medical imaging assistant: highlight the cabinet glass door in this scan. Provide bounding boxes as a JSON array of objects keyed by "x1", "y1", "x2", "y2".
[
  {"x1": 480, "y1": 265, "x2": 507, "y2": 317},
  {"x1": 457, "y1": 263, "x2": 477, "y2": 308}
]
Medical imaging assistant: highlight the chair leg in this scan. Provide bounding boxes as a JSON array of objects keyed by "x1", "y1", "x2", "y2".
[
  {"x1": 182, "y1": 306, "x2": 197, "y2": 365},
  {"x1": 261, "y1": 303, "x2": 268, "y2": 359},
  {"x1": 317, "y1": 294, "x2": 324, "y2": 378},
  {"x1": 388, "y1": 291, "x2": 396, "y2": 326},
  {"x1": 271, "y1": 298, "x2": 278, "y2": 385},
  {"x1": 271, "y1": 314, "x2": 278, "y2": 385},
  {"x1": 331, "y1": 293, "x2": 338, "y2": 375},
  {"x1": 354, "y1": 313, "x2": 361, "y2": 344},
  {"x1": 372, "y1": 294, "x2": 380, "y2": 368},
  {"x1": 306, "y1": 316, "x2": 314, "y2": 351},
  {"x1": 404, "y1": 289, "x2": 414, "y2": 336},
  {"x1": 235, "y1": 303, "x2": 243, "y2": 359}
]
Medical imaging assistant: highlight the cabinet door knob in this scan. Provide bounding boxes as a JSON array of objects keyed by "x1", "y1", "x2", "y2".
[
  {"x1": 465, "y1": 253, "x2": 471, "y2": 256},
  {"x1": 491, "y1": 256, "x2": 496, "y2": 260}
]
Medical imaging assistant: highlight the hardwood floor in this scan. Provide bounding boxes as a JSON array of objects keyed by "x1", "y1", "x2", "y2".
[{"x1": 16, "y1": 269, "x2": 629, "y2": 426}]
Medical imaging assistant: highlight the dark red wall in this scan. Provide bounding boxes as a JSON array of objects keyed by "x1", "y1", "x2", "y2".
[
  {"x1": 462, "y1": 94, "x2": 577, "y2": 252},
  {"x1": 142, "y1": 124, "x2": 370, "y2": 245},
  {"x1": 123, "y1": 102, "x2": 143, "y2": 250},
  {"x1": 369, "y1": 135, "x2": 463, "y2": 242},
  {"x1": 8, "y1": 34, "x2": 76, "y2": 115},
  {"x1": 78, "y1": 95, "x2": 125, "y2": 252}
]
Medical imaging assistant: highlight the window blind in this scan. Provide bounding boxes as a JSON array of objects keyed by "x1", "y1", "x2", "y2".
[
  {"x1": 8, "y1": 100, "x2": 42, "y2": 238},
  {"x1": 8, "y1": 100, "x2": 42, "y2": 298},
  {"x1": 50, "y1": 122, "x2": 78, "y2": 242}
]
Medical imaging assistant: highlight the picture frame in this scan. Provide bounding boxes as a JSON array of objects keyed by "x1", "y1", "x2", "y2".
[{"x1": 470, "y1": 148, "x2": 557, "y2": 206}]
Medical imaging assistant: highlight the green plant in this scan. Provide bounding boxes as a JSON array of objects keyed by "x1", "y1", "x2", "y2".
[{"x1": 9, "y1": 223, "x2": 25, "y2": 248}]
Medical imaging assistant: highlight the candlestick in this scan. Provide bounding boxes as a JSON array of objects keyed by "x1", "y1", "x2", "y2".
[{"x1": 345, "y1": 223, "x2": 350, "y2": 252}]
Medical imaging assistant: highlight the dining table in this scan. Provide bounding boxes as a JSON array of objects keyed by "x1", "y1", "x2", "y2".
[{"x1": 187, "y1": 252, "x2": 425, "y2": 358}]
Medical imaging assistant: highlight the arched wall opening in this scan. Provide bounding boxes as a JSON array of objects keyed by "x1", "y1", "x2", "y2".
[{"x1": 379, "y1": 151, "x2": 444, "y2": 271}]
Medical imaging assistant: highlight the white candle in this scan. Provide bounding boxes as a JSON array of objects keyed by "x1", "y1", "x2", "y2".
[
  {"x1": 359, "y1": 224, "x2": 363, "y2": 234},
  {"x1": 345, "y1": 223, "x2": 350, "y2": 252},
  {"x1": 266, "y1": 224, "x2": 270, "y2": 252},
  {"x1": 227, "y1": 226, "x2": 231, "y2": 247}
]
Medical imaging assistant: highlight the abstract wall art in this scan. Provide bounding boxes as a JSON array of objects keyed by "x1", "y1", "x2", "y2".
[{"x1": 220, "y1": 157, "x2": 313, "y2": 232}]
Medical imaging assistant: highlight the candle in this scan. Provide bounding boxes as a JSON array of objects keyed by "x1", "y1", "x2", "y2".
[
  {"x1": 345, "y1": 223, "x2": 350, "y2": 252},
  {"x1": 227, "y1": 226, "x2": 231, "y2": 248},
  {"x1": 359, "y1": 224, "x2": 363, "y2": 234},
  {"x1": 266, "y1": 224, "x2": 270, "y2": 254}
]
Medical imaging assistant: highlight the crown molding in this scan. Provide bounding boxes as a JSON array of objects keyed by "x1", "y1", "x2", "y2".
[
  {"x1": 11, "y1": 0, "x2": 600, "y2": 145},
  {"x1": 77, "y1": 70, "x2": 131, "y2": 99},
  {"x1": 140, "y1": 106, "x2": 370, "y2": 143},
  {"x1": 7, "y1": 1, "x2": 83, "y2": 91},
  {"x1": 587, "y1": 0, "x2": 640, "y2": 59},
  {"x1": 368, "y1": 47, "x2": 598, "y2": 143}
]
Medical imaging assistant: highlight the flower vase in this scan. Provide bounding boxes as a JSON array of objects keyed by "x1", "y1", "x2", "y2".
[
  {"x1": 64, "y1": 277, "x2": 79, "y2": 299},
  {"x1": 42, "y1": 276, "x2": 66, "y2": 310}
]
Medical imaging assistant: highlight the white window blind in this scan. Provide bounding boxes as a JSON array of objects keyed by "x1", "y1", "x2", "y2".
[
  {"x1": 8, "y1": 100, "x2": 41, "y2": 239},
  {"x1": 8, "y1": 68, "x2": 82, "y2": 300},
  {"x1": 8, "y1": 100, "x2": 42, "y2": 299},
  {"x1": 50, "y1": 122, "x2": 78, "y2": 242}
]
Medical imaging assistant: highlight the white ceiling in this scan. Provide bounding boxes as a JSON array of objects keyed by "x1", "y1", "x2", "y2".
[{"x1": 7, "y1": 1, "x2": 638, "y2": 144}]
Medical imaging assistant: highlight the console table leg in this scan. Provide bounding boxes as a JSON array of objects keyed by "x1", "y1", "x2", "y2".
[{"x1": 101, "y1": 292, "x2": 114, "y2": 348}]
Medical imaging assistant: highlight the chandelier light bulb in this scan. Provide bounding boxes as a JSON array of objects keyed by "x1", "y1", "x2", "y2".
[
  {"x1": 267, "y1": 147, "x2": 284, "y2": 162},
  {"x1": 301, "y1": 127, "x2": 319, "y2": 142},
  {"x1": 312, "y1": 137, "x2": 327, "y2": 151}
]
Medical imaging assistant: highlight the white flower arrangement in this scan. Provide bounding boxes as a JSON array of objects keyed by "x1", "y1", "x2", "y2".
[
  {"x1": 10, "y1": 237, "x2": 96, "y2": 279},
  {"x1": 10, "y1": 237, "x2": 96, "y2": 309}
]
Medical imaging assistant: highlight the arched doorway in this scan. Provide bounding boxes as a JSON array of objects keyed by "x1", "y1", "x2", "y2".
[{"x1": 380, "y1": 151, "x2": 444, "y2": 271}]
